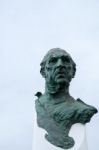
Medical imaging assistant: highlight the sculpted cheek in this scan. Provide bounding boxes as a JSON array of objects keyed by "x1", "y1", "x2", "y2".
[
  {"x1": 45, "y1": 67, "x2": 54, "y2": 81},
  {"x1": 67, "y1": 66, "x2": 72, "y2": 71},
  {"x1": 66, "y1": 66, "x2": 74, "y2": 78}
]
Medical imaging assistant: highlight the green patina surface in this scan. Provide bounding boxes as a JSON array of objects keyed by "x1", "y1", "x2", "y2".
[{"x1": 35, "y1": 48, "x2": 98, "y2": 149}]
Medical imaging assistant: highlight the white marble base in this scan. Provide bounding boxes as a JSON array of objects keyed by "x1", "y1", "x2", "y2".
[{"x1": 33, "y1": 111, "x2": 88, "y2": 150}]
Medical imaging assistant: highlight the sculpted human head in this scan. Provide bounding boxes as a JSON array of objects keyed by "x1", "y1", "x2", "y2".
[{"x1": 40, "y1": 48, "x2": 76, "y2": 87}]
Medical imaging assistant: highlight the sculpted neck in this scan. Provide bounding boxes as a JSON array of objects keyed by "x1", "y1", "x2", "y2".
[{"x1": 45, "y1": 81, "x2": 70, "y2": 96}]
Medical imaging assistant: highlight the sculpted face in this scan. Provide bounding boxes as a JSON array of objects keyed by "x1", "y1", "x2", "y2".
[
  {"x1": 40, "y1": 48, "x2": 76, "y2": 86},
  {"x1": 46, "y1": 53, "x2": 73, "y2": 84}
]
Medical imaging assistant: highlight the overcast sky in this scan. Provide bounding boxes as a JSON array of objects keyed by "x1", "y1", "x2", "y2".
[{"x1": 0, "y1": 0, "x2": 99, "y2": 150}]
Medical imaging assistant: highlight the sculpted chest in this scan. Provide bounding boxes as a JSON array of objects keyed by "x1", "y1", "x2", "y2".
[{"x1": 35, "y1": 96, "x2": 97, "y2": 149}]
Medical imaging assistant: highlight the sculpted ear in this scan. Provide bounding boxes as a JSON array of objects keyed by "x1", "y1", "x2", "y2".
[
  {"x1": 40, "y1": 68, "x2": 46, "y2": 78},
  {"x1": 40, "y1": 63, "x2": 46, "y2": 78},
  {"x1": 72, "y1": 63, "x2": 76, "y2": 78}
]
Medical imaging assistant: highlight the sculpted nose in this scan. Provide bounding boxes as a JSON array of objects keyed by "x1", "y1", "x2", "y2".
[{"x1": 56, "y1": 59, "x2": 64, "y2": 67}]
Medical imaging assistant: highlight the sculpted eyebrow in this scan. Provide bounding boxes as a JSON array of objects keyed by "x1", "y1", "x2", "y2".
[
  {"x1": 61, "y1": 55, "x2": 71, "y2": 62},
  {"x1": 49, "y1": 57, "x2": 58, "y2": 63}
]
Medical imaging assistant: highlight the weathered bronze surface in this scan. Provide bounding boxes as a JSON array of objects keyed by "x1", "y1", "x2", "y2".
[{"x1": 35, "y1": 48, "x2": 98, "y2": 149}]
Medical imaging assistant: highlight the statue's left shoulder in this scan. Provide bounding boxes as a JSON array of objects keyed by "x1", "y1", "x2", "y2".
[{"x1": 75, "y1": 98, "x2": 98, "y2": 124}]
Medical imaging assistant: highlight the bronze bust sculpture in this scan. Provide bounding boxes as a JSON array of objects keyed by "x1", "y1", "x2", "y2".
[{"x1": 35, "y1": 48, "x2": 98, "y2": 149}]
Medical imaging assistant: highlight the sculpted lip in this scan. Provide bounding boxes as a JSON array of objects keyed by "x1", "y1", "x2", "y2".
[
  {"x1": 54, "y1": 72, "x2": 67, "y2": 81},
  {"x1": 55, "y1": 70, "x2": 67, "y2": 77},
  {"x1": 56, "y1": 73, "x2": 65, "y2": 76},
  {"x1": 55, "y1": 68, "x2": 67, "y2": 74}
]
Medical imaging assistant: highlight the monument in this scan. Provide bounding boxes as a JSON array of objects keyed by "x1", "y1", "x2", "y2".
[{"x1": 34, "y1": 48, "x2": 98, "y2": 149}]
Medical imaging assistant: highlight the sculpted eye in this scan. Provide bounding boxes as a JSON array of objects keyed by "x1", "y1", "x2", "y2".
[
  {"x1": 62, "y1": 56, "x2": 70, "y2": 63},
  {"x1": 49, "y1": 57, "x2": 57, "y2": 64}
]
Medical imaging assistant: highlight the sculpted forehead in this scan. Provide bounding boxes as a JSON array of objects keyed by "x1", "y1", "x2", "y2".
[{"x1": 42, "y1": 48, "x2": 71, "y2": 63}]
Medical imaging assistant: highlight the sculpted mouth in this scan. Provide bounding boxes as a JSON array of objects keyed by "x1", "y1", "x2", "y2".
[
  {"x1": 55, "y1": 71, "x2": 66, "y2": 76},
  {"x1": 57, "y1": 73, "x2": 65, "y2": 76},
  {"x1": 55, "y1": 73, "x2": 66, "y2": 79},
  {"x1": 54, "y1": 69, "x2": 67, "y2": 81}
]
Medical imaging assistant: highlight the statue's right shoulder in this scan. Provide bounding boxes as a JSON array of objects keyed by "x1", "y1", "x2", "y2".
[
  {"x1": 35, "y1": 91, "x2": 46, "y2": 107},
  {"x1": 35, "y1": 92, "x2": 47, "y2": 115},
  {"x1": 35, "y1": 92, "x2": 42, "y2": 98}
]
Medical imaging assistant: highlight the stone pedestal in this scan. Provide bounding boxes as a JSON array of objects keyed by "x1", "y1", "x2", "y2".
[{"x1": 33, "y1": 110, "x2": 88, "y2": 150}]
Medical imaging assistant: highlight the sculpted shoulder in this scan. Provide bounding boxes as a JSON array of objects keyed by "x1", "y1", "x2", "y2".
[{"x1": 74, "y1": 98, "x2": 98, "y2": 124}]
